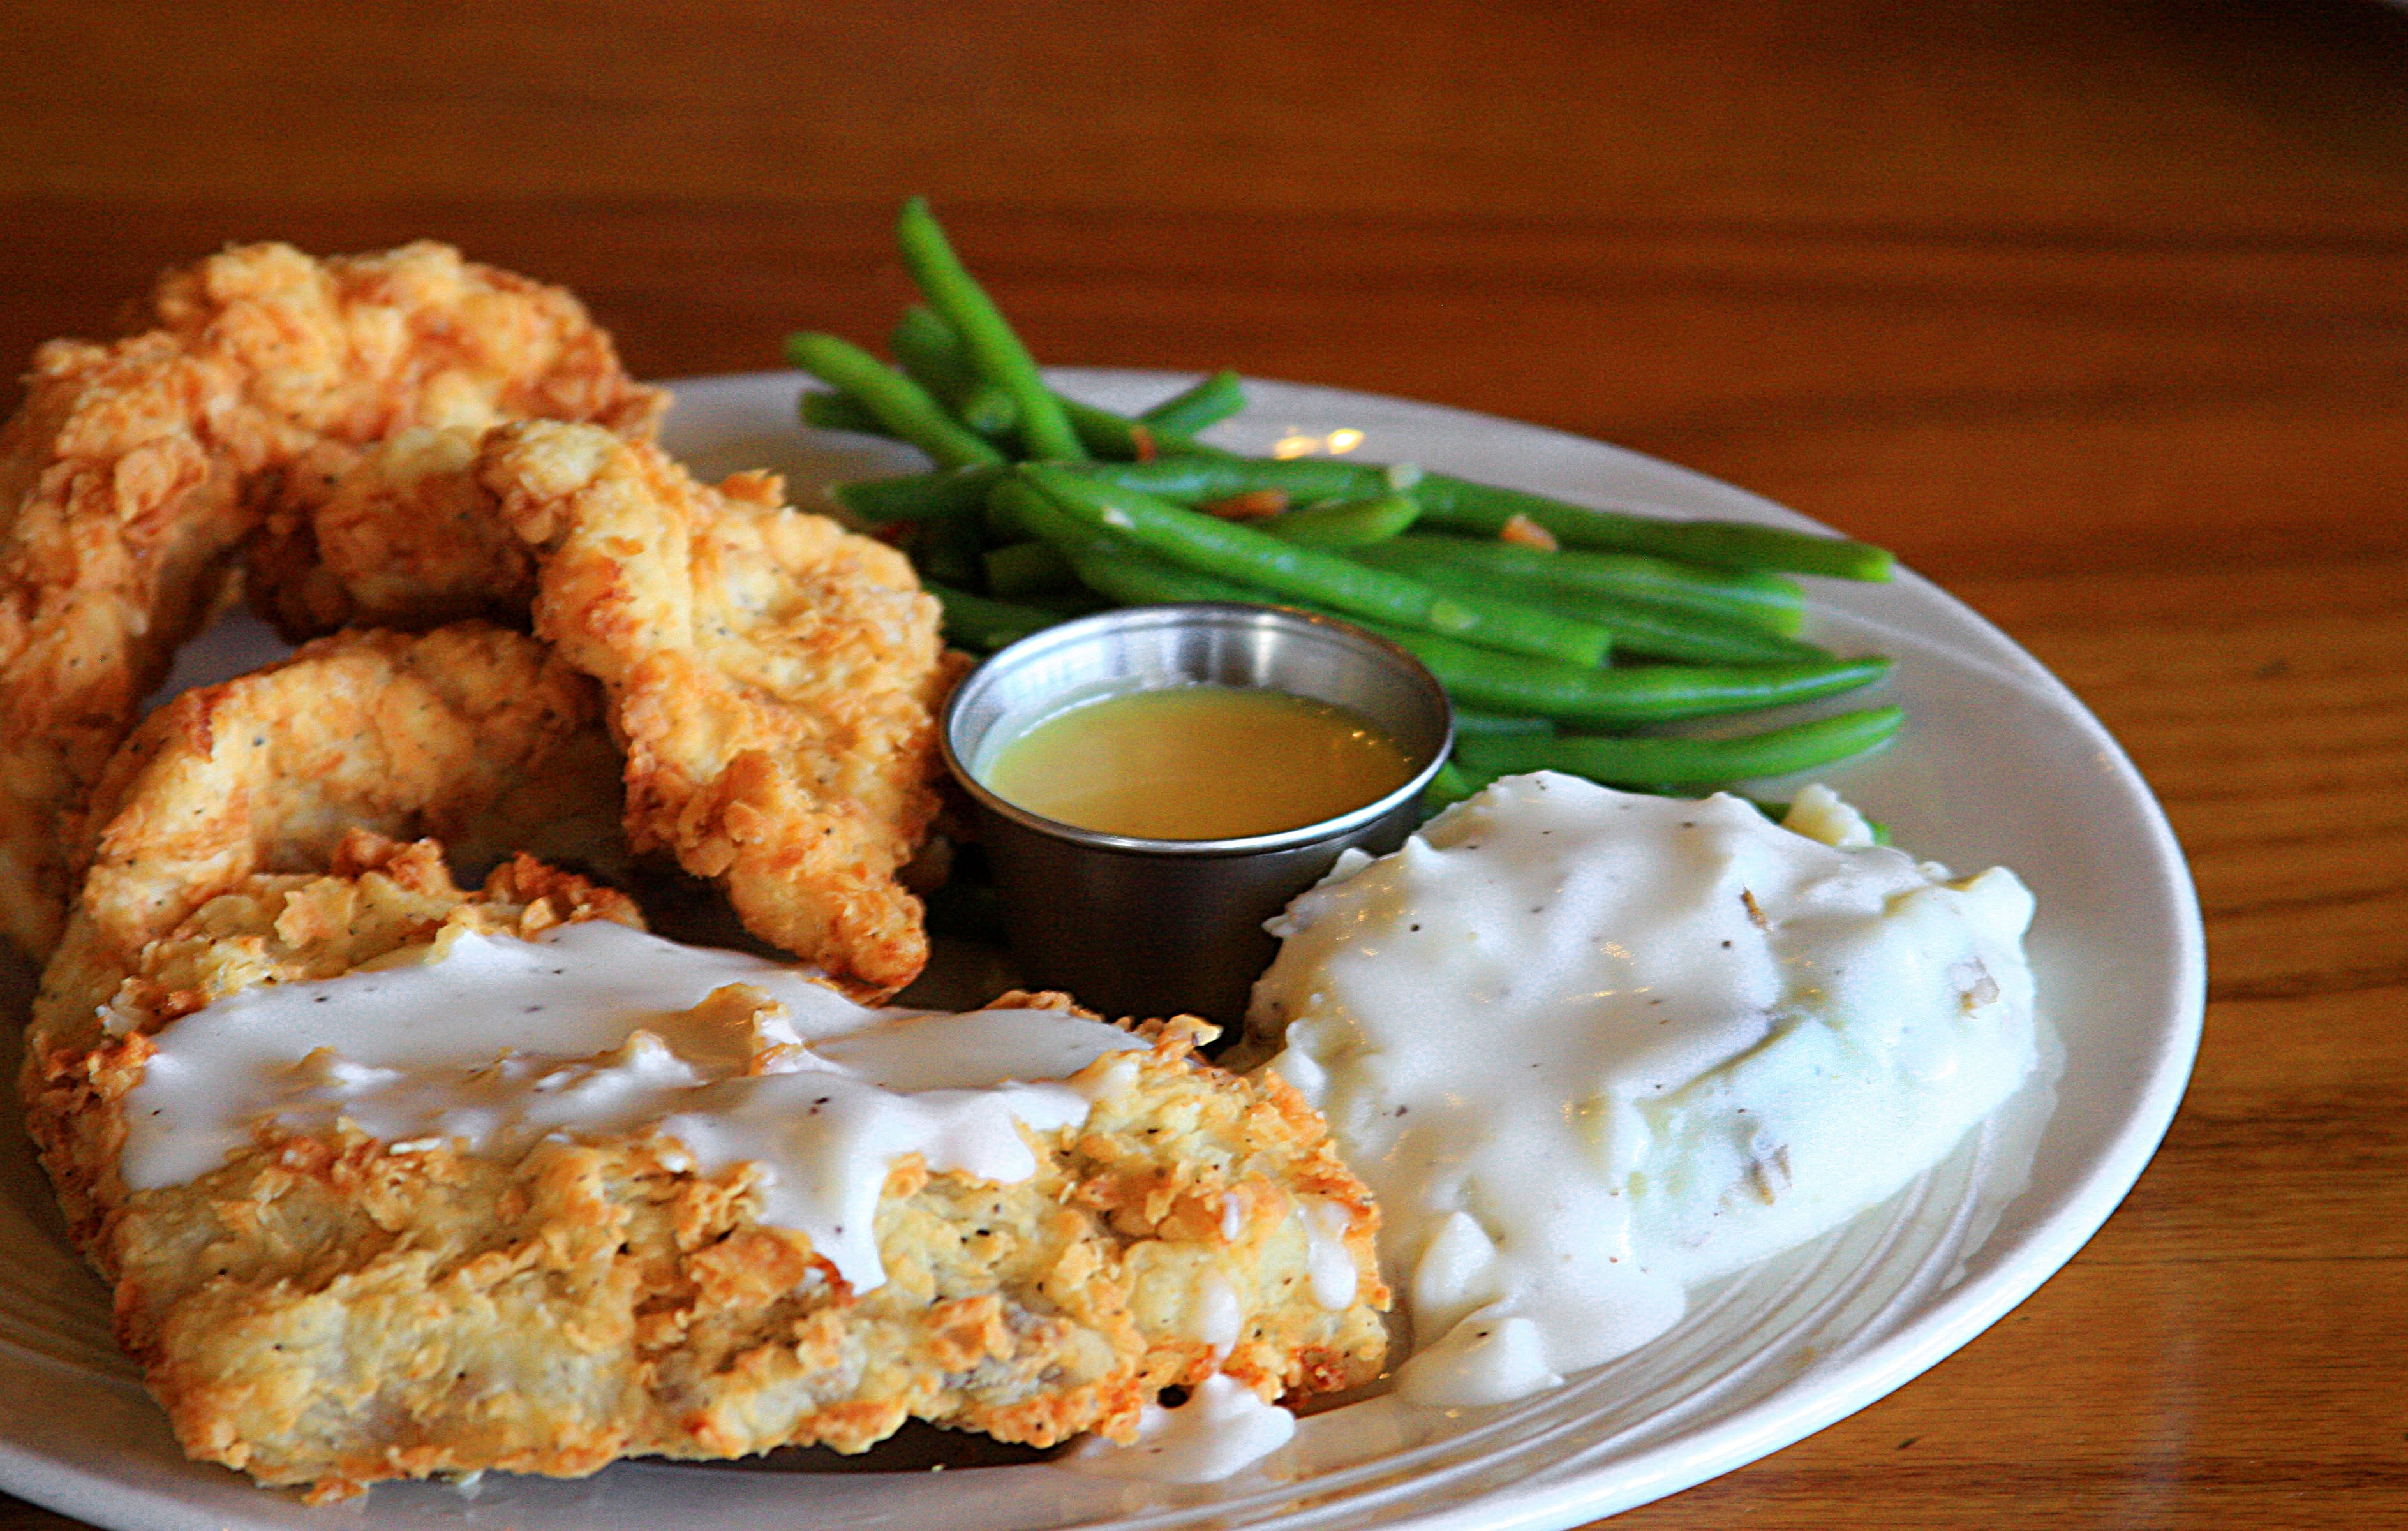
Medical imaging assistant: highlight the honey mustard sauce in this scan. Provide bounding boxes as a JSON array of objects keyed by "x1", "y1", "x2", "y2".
[{"x1": 980, "y1": 684, "x2": 1415, "y2": 840}]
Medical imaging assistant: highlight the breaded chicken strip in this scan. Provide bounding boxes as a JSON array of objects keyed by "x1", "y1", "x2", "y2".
[
  {"x1": 55, "y1": 622, "x2": 626, "y2": 999},
  {"x1": 246, "y1": 423, "x2": 540, "y2": 639},
  {"x1": 24, "y1": 832, "x2": 646, "y2": 1250},
  {"x1": 242, "y1": 418, "x2": 957, "y2": 996},
  {"x1": 0, "y1": 242, "x2": 664, "y2": 959},
  {"x1": 24, "y1": 838, "x2": 1388, "y2": 1502},
  {"x1": 487, "y1": 422, "x2": 960, "y2": 999}
]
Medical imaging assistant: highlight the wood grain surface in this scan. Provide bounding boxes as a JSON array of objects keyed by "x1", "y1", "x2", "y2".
[{"x1": 1, "y1": 0, "x2": 2402, "y2": 1525}]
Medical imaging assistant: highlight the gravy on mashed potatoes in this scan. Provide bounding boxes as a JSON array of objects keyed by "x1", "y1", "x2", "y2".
[{"x1": 1245, "y1": 773, "x2": 2040, "y2": 1407}]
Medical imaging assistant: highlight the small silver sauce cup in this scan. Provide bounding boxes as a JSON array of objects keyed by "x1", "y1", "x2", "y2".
[{"x1": 940, "y1": 603, "x2": 1453, "y2": 1028}]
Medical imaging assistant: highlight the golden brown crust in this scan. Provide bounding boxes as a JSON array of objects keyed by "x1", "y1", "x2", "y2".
[
  {"x1": 64, "y1": 623, "x2": 625, "y2": 977},
  {"x1": 24, "y1": 855, "x2": 1386, "y2": 1498},
  {"x1": 5, "y1": 244, "x2": 1395, "y2": 1504},
  {"x1": 230, "y1": 419, "x2": 960, "y2": 997},
  {"x1": 0, "y1": 241, "x2": 664, "y2": 960},
  {"x1": 22, "y1": 834, "x2": 644, "y2": 1266},
  {"x1": 246, "y1": 425, "x2": 540, "y2": 639},
  {"x1": 117, "y1": 1031, "x2": 1383, "y2": 1502},
  {"x1": 479, "y1": 420, "x2": 953, "y2": 998}
]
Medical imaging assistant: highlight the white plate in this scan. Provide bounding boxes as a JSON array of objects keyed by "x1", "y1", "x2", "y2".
[{"x1": 0, "y1": 371, "x2": 2205, "y2": 1530}]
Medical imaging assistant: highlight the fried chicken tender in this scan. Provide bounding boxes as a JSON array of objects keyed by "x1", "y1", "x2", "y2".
[
  {"x1": 0, "y1": 241, "x2": 665, "y2": 959},
  {"x1": 485, "y1": 422, "x2": 958, "y2": 998},
  {"x1": 235, "y1": 413, "x2": 963, "y2": 998},
  {"x1": 246, "y1": 424, "x2": 541, "y2": 639},
  {"x1": 53, "y1": 623, "x2": 626, "y2": 1002},
  {"x1": 23, "y1": 832, "x2": 646, "y2": 1252},
  {"x1": 23, "y1": 839, "x2": 1388, "y2": 1502}
]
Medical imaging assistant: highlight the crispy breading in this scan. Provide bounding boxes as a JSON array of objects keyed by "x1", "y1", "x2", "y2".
[
  {"x1": 23, "y1": 850, "x2": 1388, "y2": 1502},
  {"x1": 57, "y1": 623, "x2": 627, "y2": 1002},
  {"x1": 482, "y1": 420, "x2": 956, "y2": 998},
  {"x1": 0, "y1": 242, "x2": 664, "y2": 959},
  {"x1": 235, "y1": 418, "x2": 961, "y2": 996},
  {"x1": 247, "y1": 424, "x2": 540, "y2": 638},
  {"x1": 23, "y1": 832, "x2": 645, "y2": 1254}
]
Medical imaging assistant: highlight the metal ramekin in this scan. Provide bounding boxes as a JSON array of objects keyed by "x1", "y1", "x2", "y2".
[{"x1": 941, "y1": 603, "x2": 1453, "y2": 1027}]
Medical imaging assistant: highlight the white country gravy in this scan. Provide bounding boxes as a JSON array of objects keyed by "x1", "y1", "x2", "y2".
[
  {"x1": 1066, "y1": 1374, "x2": 1298, "y2": 1484},
  {"x1": 106, "y1": 772, "x2": 2042, "y2": 1481},
  {"x1": 117, "y1": 919, "x2": 1150, "y2": 1294},
  {"x1": 1249, "y1": 774, "x2": 2040, "y2": 1407}
]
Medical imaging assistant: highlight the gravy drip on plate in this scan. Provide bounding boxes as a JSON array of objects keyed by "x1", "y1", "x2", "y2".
[
  {"x1": 981, "y1": 684, "x2": 1415, "y2": 840},
  {"x1": 1065, "y1": 1374, "x2": 1298, "y2": 1484},
  {"x1": 1251, "y1": 774, "x2": 2040, "y2": 1406},
  {"x1": 119, "y1": 920, "x2": 1149, "y2": 1292}
]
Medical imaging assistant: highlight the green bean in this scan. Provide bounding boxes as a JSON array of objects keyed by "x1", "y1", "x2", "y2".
[
  {"x1": 1454, "y1": 707, "x2": 1905, "y2": 783},
  {"x1": 999, "y1": 510, "x2": 1295, "y2": 625},
  {"x1": 983, "y1": 540, "x2": 1077, "y2": 598},
  {"x1": 1057, "y1": 460, "x2": 1882, "y2": 581},
  {"x1": 957, "y1": 385, "x2": 1019, "y2": 437},
  {"x1": 1138, "y1": 369, "x2": 1247, "y2": 434},
  {"x1": 1009, "y1": 492, "x2": 1330, "y2": 639},
  {"x1": 783, "y1": 332, "x2": 1006, "y2": 471},
  {"x1": 1020, "y1": 466, "x2": 1612, "y2": 666},
  {"x1": 997, "y1": 515, "x2": 1296, "y2": 618},
  {"x1": 1452, "y1": 709, "x2": 1556, "y2": 737},
  {"x1": 1052, "y1": 393, "x2": 1241, "y2": 462},
  {"x1": 890, "y1": 305, "x2": 1020, "y2": 436},
  {"x1": 1577, "y1": 603, "x2": 1825, "y2": 666},
  {"x1": 983, "y1": 478, "x2": 1048, "y2": 543},
  {"x1": 1359, "y1": 533, "x2": 1806, "y2": 635},
  {"x1": 1022, "y1": 527, "x2": 1882, "y2": 731},
  {"x1": 1344, "y1": 622, "x2": 1892, "y2": 725},
  {"x1": 1411, "y1": 473, "x2": 1894, "y2": 581},
  {"x1": 1350, "y1": 543, "x2": 1825, "y2": 665},
  {"x1": 887, "y1": 305, "x2": 979, "y2": 402},
  {"x1": 1066, "y1": 456, "x2": 1410, "y2": 505},
  {"x1": 1058, "y1": 544, "x2": 1269, "y2": 610},
  {"x1": 924, "y1": 582, "x2": 1062, "y2": 653},
  {"x1": 912, "y1": 503, "x2": 988, "y2": 590},
  {"x1": 830, "y1": 464, "x2": 1007, "y2": 522},
  {"x1": 988, "y1": 478, "x2": 1115, "y2": 556},
  {"x1": 894, "y1": 197, "x2": 1086, "y2": 461},
  {"x1": 1263, "y1": 494, "x2": 1422, "y2": 549},
  {"x1": 1021, "y1": 529, "x2": 1885, "y2": 738},
  {"x1": 799, "y1": 389, "x2": 889, "y2": 436},
  {"x1": 962, "y1": 388, "x2": 1018, "y2": 438}
]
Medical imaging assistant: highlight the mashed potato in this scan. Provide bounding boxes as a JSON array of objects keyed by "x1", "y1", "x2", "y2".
[{"x1": 1246, "y1": 773, "x2": 2039, "y2": 1406}]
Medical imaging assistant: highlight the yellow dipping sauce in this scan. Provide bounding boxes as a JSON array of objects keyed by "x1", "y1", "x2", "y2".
[{"x1": 983, "y1": 685, "x2": 1417, "y2": 840}]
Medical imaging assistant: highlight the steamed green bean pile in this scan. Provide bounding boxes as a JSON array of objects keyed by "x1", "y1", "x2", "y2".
[{"x1": 784, "y1": 198, "x2": 1906, "y2": 804}]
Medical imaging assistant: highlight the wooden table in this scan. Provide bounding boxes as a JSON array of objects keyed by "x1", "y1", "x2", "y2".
[{"x1": 2, "y1": 1, "x2": 2402, "y2": 1525}]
